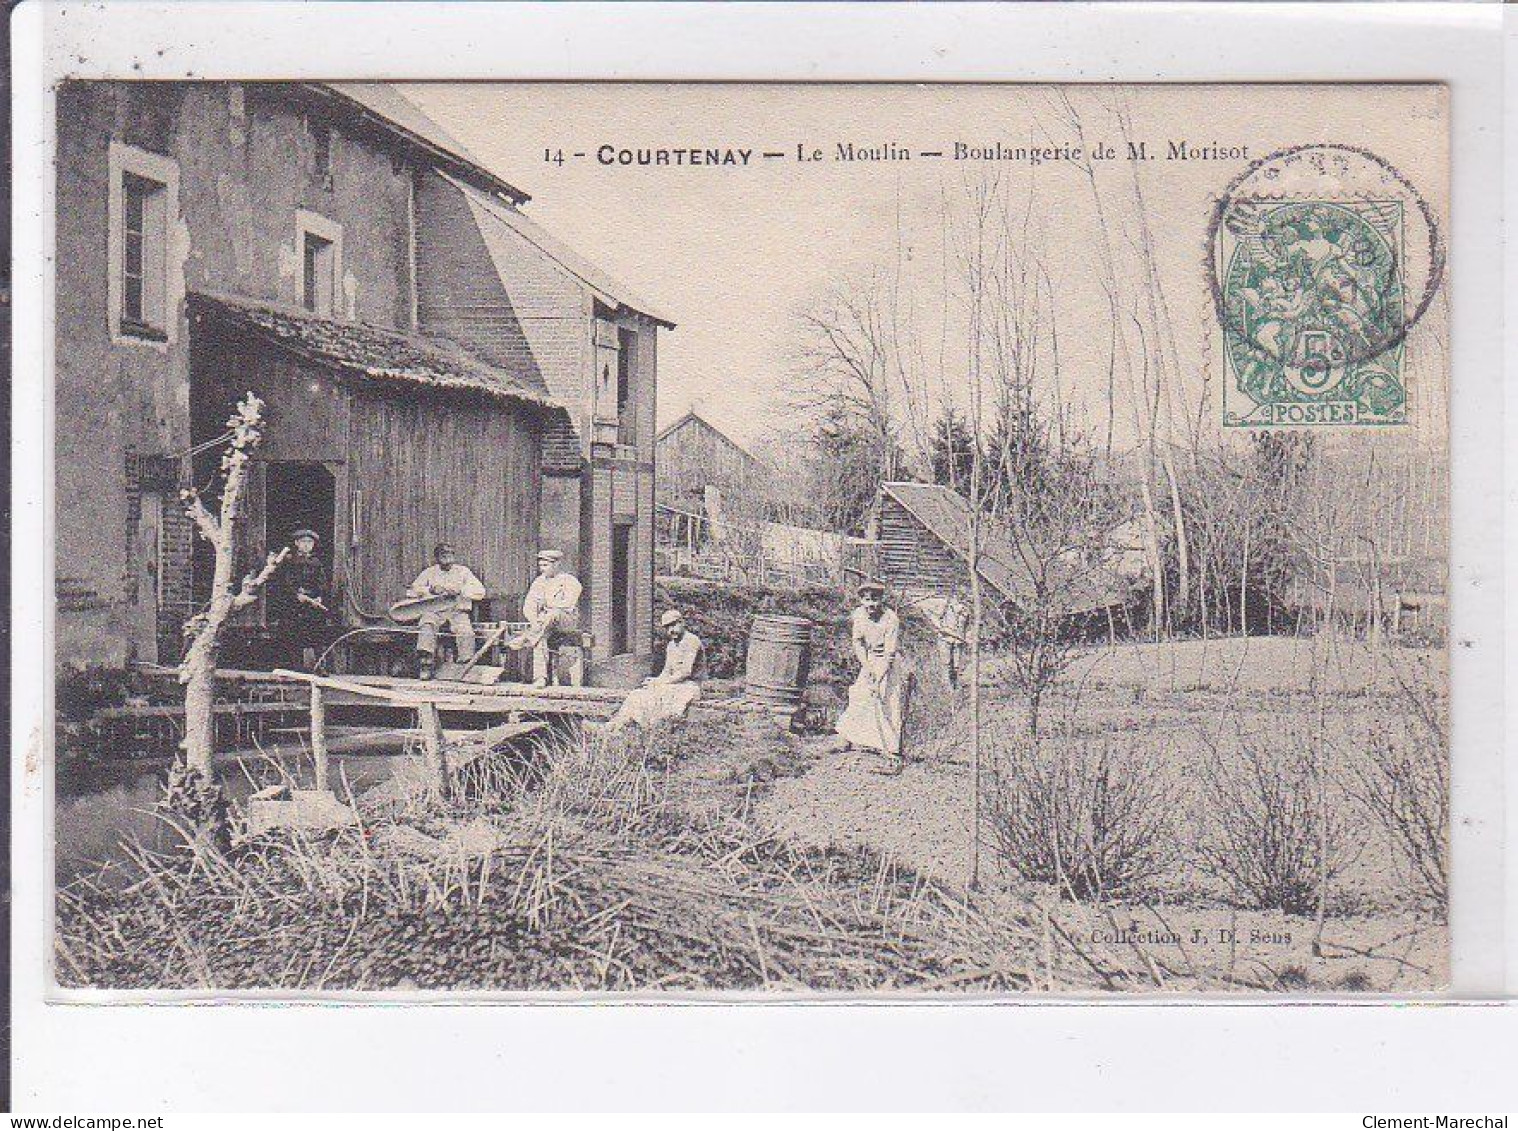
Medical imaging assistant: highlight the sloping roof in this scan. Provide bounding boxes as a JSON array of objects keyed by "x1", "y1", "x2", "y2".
[
  {"x1": 448, "y1": 173, "x2": 676, "y2": 328},
  {"x1": 880, "y1": 481, "x2": 1132, "y2": 614},
  {"x1": 656, "y1": 410, "x2": 754, "y2": 456},
  {"x1": 313, "y1": 84, "x2": 530, "y2": 205},
  {"x1": 191, "y1": 292, "x2": 558, "y2": 410}
]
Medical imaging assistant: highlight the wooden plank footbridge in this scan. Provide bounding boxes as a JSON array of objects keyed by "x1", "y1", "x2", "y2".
[
  {"x1": 261, "y1": 669, "x2": 621, "y2": 788},
  {"x1": 118, "y1": 613, "x2": 817, "y2": 830},
  {"x1": 243, "y1": 667, "x2": 796, "y2": 811}
]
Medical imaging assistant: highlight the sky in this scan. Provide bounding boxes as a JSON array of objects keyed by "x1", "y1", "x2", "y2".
[{"x1": 405, "y1": 83, "x2": 1448, "y2": 456}]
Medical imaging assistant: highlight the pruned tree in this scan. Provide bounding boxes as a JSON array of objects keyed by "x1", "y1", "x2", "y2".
[{"x1": 170, "y1": 393, "x2": 287, "y2": 842}]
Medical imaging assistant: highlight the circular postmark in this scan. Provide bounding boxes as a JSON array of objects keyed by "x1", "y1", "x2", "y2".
[{"x1": 1206, "y1": 144, "x2": 1445, "y2": 428}]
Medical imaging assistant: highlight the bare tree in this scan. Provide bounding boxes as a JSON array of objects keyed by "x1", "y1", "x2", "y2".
[
  {"x1": 791, "y1": 273, "x2": 912, "y2": 508},
  {"x1": 170, "y1": 393, "x2": 286, "y2": 843},
  {"x1": 995, "y1": 434, "x2": 1127, "y2": 740},
  {"x1": 1050, "y1": 90, "x2": 1187, "y2": 638}
]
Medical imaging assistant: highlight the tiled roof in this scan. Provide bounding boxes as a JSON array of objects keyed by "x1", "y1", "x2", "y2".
[
  {"x1": 316, "y1": 84, "x2": 530, "y2": 205},
  {"x1": 880, "y1": 481, "x2": 1133, "y2": 614},
  {"x1": 191, "y1": 292, "x2": 559, "y2": 410},
  {"x1": 448, "y1": 173, "x2": 676, "y2": 328}
]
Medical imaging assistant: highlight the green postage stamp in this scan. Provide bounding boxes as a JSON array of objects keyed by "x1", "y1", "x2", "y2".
[{"x1": 1219, "y1": 198, "x2": 1407, "y2": 427}]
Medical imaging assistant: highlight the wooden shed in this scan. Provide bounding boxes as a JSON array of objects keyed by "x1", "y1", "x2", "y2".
[
  {"x1": 187, "y1": 292, "x2": 562, "y2": 632},
  {"x1": 872, "y1": 481, "x2": 1135, "y2": 616}
]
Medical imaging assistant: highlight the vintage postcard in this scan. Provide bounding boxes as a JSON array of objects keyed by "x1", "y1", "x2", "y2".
[{"x1": 50, "y1": 81, "x2": 1449, "y2": 995}]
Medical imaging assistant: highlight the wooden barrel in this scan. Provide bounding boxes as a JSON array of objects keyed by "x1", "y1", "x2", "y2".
[{"x1": 744, "y1": 614, "x2": 814, "y2": 706}]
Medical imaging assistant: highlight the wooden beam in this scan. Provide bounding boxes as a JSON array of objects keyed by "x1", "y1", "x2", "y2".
[
  {"x1": 341, "y1": 674, "x2": 628, "y2": 703},
  {"x1": 314, "y1": 690, "x2": 616, "y2": 716},
  {"x1": 310, "y1": 683, "x2": 329, "y2": 793},
  {"x1": 417, "y1": 702, "x2": 448, "y2": 794}
]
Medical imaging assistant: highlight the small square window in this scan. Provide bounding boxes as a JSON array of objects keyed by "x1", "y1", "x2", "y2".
[{"x1": 302, "y1": 232, "x2": 335, "y2": 315}]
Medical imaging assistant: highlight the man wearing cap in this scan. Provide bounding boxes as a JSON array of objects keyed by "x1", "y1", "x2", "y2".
[
  {"x1": 834, "y1": 580, "x2": 907, "y2": 772},
  {"x1": 603, "y1": 609, "x2": 706, "y2": 731},
  {"x1": 407, "y1": 542, "x2": 485, "y2": 679},
  {"x1": 268, "y1": 528, "x2": 331, "y2": 669},
  {"x1": 510, "y1": 549, "x2": 583, "y2": 687}
]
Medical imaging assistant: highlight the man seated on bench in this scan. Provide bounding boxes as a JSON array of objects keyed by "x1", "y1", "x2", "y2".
[
  {"x1": 509, "y1": 548, "x2": 583, "y2": 687},
  {"x1": 603, "y1": 609, "x2": 705, "y2": 732},
  {"x1": 407, "y1": 541, "x2": 486, "y2": 679}
]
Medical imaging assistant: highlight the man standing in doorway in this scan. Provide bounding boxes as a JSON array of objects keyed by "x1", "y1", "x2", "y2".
[
  {"x1": 269, "y1": 527, "x2": 330, "y2": 670},
  {"x1": 407, "y1": 541, "x2": 485, "y2": 679},
  {"x1": 510, "y1": 549, "x2": 583, "y2": 687}
]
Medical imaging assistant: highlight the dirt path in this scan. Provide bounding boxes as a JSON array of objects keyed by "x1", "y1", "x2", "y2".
[{"x1": 758, "y1": 744, "x2": 980, "y2": 887}]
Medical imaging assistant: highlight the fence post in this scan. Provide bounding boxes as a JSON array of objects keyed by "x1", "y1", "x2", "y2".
[{"x1": 310, "y1": 683, "x2": 329, "y2": 793}]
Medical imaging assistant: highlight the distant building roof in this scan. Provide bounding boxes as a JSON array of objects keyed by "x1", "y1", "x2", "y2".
[
  {"x1": 447, "y1": 172, "x2": 676, "y2": 328},
  {"x1": 656, "y1": 410, "x2": 753, "y2": 454},
  {"x1": 311, "y1": 84, "x2": 531, "y2": 206},
  {"x1": 879, "y1": 481, "x2": 1132, "y2": 614},
  {"x1": 191, "y1": 292, "x2": 559, "y2": 411}
]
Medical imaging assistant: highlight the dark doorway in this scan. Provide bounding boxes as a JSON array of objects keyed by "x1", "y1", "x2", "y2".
[
  {"x1": 610, "y1": 522, "x2": 632, "y2": 656},
  {"x1": 265, "y1": 461, "x2": 337, "y2": 582}
]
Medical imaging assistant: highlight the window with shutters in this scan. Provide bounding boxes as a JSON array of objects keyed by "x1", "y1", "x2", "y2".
[{"x1": 109, "y1": 142, "x2": 180, "y2": 345}]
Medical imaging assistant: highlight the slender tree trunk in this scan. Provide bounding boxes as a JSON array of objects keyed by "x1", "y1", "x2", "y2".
[
  {"x1": 174, "y1": 394, "x2": 284, "y2": 835},
  {"x1": 180, "y1": 521, "x2": 240, "y2": 777},
  {"x1": 1239, "y1": 519, "x2": 1251, "y2": 637}
]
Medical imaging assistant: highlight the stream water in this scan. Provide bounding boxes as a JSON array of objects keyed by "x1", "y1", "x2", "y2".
[{"x1": 55, "y1": 738, "x2": 413, "y2": 883}]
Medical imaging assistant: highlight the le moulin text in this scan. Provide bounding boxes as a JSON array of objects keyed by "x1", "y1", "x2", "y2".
[{"x1": 546, "y1": 139, "x2": 1251, "y2": 168}]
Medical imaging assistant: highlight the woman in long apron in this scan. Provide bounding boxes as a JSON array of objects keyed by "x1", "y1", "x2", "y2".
[{"x1": 834, "y1": 580, "x2": 906, "y2": 772}]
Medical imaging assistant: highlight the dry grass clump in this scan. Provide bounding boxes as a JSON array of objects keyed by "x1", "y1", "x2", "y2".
[
  {"x1": 983, "y1": 738, "x2": 1181, "y2": 901},
  {"x1": 56, "y1": 720, "x2": 1090, "y2": 993},
  {"x1": 1193, "y1": 725, "x2": 1361, "y2": 916},
  {"x1": 1345, "y1": 660, "x2": 1448, "y2": 915}
]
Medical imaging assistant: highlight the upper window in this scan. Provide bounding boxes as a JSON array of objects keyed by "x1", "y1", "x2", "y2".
[
  {"x1": 109, "y1": 143, "x2": 180, "y2": 345},
  {"x1": 122, "y1": 173, "x2": 168, "y2": 333},
  {"x1": 295, "y1": 210, "x2": 344, "y2": 319},
  {"x1": 616, "y1": 327, "x2": 637, "y2": 446},
  {"x1": 302, "y1": 232, "x2": 335, "y2": 315},
  {"x1": 309, "y1": 117, "x2": 334, "y2": 190}
]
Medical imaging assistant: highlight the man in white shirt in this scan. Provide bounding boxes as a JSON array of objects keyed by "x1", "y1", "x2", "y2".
[
  {"x1": 407, "y1": 542, "x2": 485, "y2": 679},
  {"x1": 509, "y1": 549, "x2": 583, "y2": 686},
  {"x1": 604, "y1": 609, "x2": 705, "y2": 731}
]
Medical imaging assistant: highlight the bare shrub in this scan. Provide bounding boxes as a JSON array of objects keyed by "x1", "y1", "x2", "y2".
[
  {"x1": 1195, "y1": 728, "x2": 1357, "y2": 915},
  {"x1": 1347, "y1": 664, "x2": 1448, "y2": 913},
  {"x1": 985, "y1": 739, "x2": 1180, "y2": 900}
]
